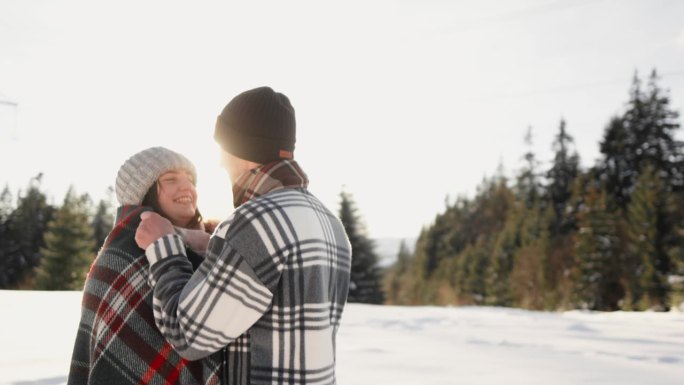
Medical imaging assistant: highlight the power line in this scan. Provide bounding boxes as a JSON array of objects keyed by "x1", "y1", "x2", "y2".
[
  {"x1": 497, "y1": 0, "x2": 608, "y2": 23},
  {"x1": 432, "y1": 0, "x2": 609, "y2": 36},
  {"x1": 0, "y1": 93, "x2": 19, "y2": 141},
  {"x1": 464, "y1": 70, "x2": 684, "y2": 103}
]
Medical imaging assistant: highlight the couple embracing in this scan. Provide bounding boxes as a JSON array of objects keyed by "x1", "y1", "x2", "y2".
[{"x1": 67, "y1": 87, "x2": 352, "y2": 385}]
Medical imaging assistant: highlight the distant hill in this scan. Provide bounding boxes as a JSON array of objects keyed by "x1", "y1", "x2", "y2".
[{"x1": 372, "y1": 237, "x2": 418, "y2": 268}]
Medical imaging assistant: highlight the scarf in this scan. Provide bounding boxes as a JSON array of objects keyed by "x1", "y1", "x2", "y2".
[{"x1": 232, "y1": 160, "x2": 309, "y2": 208}]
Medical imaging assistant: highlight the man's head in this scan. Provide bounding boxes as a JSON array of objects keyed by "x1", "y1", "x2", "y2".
[{"x1": 214, "y1": 86, "x2": 296, "y2": 182}]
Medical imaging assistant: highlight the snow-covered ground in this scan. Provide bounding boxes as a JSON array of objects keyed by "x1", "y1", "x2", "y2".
[{"x1": 1, "y1": 290, "x2": 682, "y2": 385}]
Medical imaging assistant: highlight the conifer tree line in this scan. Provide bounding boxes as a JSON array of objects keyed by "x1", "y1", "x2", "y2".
[
  {"x1": 1, "y1": 69, "x2": 682, "y2": 311},
  {"x1": 384, "y1": 69, "x2": 684, "y2": 311},
  {"x1": 0, "y1": 176, "x2": 113, "y2": 290},
  {"x1": 0, "y1": 173, "x2": 390, "y2": 302}
]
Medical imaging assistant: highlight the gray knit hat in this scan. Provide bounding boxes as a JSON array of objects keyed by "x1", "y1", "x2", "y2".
[{"x1": 115, "y1": 146, "x2": 197, "y2": 205}]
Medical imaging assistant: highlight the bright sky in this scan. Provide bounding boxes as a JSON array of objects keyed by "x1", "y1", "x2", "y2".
[{"x1": 1, "y1": 0, "x2": 684, "y2": 238}]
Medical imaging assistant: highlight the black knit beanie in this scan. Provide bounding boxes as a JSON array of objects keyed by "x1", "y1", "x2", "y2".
[{"x1": 214, "y1": 86, "x2": 296, "y2": 164}]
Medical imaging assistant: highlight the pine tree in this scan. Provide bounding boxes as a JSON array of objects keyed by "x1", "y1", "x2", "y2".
[
  {"x1": 541, "y1": 120, "x2": 582, "y2": 309},
  {"x1": 0, "y1": 184, "x2": 12, "y2": 221},
  {"x1": 546, "y1": 118, "x2": 580, "y2": 234},
  {"x1": 91, "y1": 187, "x2": 114, "y2": 252},
  {"x1": 599, "y1": 116, "x2": 632, "y2": 209},
  {"x1": 461, "y1": 240, "x2": 490, "y2": 305},
  {"x1": 4, "y1": 174, "x2": 55, "y2": 288},
  {"x1": 0, "y1": 185, "x2": 23, "y2": 288},
  {"x1": 35, "y1": 187, "x2": 95, "y2": 290},
  {"x1": 637, "y1": 70, "x2": 683, "y2": 190},
  {"x1": 668, "y1": 192, "x2": 684, "y2": 307},
  {"x1": 509, "y1": 200, "x2": 548, "y2": 310},
  {"x1": 599, "y1": 70, "x2": 683, "y2": 209},
  {"x1": 485, "y1": 185, "x2": 519, "y2": 306},
  {"x1": 517, "y1": 127, "x2": 543, "y2": 208},
  {"x1": 421, "y1": 207, "x2": 458, "y2": 279},
  {"x1": 384, "y1": 240, "x2": 412, "y2": 304},
  {"x1": 573, "y1": 182, "x2": 623, "y2": 310},
  {"x1": 625, "y1": 164, "x2": 672, "y2": 310},
  {"x1": 402, "y1": 227, "x2": 432, "y2": 304},
  {"x1": 338, "y1": 190, "x2": 384, "y2": 304}
]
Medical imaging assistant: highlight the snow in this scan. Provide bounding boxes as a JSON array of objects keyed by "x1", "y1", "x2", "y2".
[{"x1": 1, "y1": 290, "x2": 683, "y2": 385}]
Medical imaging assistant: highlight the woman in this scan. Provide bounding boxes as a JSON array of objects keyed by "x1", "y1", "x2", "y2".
[{"x1": 67, "y1": 147, "x2": 220, "y2": 385}]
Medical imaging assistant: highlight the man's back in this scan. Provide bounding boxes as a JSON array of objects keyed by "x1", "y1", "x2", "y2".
[
  {"x1": 216, "y1": 188, "x2": 351, "y2": 384},
  {"x1": 146, "y1": 186, "x2": 351, "y2": 385}
]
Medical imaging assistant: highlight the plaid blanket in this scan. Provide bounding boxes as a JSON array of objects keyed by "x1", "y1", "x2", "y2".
[
  {"x1": 67, "y1": 205, "x2": 221, "y2": 385},
  {"x1": 145, "y1": 160, "x2": 352, "y2": 384}
]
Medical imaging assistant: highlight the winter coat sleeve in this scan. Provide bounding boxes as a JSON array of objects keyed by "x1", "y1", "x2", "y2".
[{"x1": 145, "y1": 216, "x2": 280, "y2": 361}]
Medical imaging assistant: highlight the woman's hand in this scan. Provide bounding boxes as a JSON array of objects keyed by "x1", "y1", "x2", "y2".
[{"x1": 135, "y1": 211, "x2": 175, "y2": 250}]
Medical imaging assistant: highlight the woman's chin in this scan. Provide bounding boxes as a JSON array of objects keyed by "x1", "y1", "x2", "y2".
[{"x1": 169, "y1": 213, "x2": 195, "y2": 227}]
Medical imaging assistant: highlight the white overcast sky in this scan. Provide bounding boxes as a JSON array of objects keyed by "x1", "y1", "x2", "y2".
[{"x1": 1, "y1": 0, "x2": 684, "y2": 238}]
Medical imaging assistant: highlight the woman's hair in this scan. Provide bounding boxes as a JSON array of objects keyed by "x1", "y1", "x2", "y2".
[{"x1": 141, "y1": 181, "x2": 203, "y2": 230}]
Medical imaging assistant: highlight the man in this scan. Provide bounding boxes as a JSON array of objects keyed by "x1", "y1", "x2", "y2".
[{"x1": 135, "y1": 86, "x2": 352, "y2": 385}]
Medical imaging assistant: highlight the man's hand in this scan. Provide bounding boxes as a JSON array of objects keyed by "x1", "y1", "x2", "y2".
[
  {"x1": 135, "y1": 211, "x2": 175, "y2": 250},
  {"x1": 182, "y1": 229, "x2": 211, "y2": 253}
]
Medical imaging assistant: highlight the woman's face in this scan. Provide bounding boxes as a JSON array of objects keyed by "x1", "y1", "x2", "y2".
[{"x1": 156, "y1": 169, "x2": 197, "y2": 227}]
